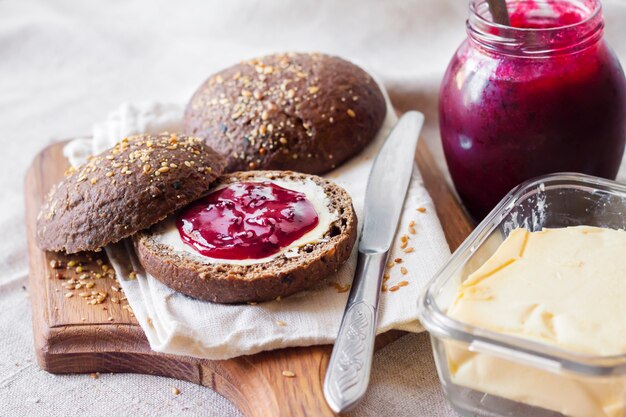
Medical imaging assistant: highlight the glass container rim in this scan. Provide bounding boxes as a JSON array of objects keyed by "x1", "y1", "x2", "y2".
[
  {"x1": 469, "y1": 0, "x2": 602, "y2": 33},
  {"x1": 467, "y1": 0, "x2": 604, "y2": 56}
]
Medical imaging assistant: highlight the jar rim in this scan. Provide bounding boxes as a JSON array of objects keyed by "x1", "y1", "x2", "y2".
[
  {"x1": 468, "y1": 0, "x2": 604, "y2": 56},
  {"x1": 470, "y1": 0, "x2": 601, "y2": 33}
]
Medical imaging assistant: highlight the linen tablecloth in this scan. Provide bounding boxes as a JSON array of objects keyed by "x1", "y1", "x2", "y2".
[{"x1": 3, "y1": 0, "x2": 626, "y2": 416}]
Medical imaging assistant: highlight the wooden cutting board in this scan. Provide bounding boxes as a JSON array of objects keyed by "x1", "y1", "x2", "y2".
[{"x1": 25, "y1": 139, "x2": 472, "y2": 417}]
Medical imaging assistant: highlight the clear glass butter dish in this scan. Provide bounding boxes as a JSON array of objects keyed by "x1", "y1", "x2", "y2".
[{"x1": 418, "y1": 173, "x2": 626, "y2": 417}]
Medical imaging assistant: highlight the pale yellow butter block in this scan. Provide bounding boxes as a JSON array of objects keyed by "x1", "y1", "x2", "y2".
[{"x1": 447, "y1": 226, "x2": 626, "y2": 417}]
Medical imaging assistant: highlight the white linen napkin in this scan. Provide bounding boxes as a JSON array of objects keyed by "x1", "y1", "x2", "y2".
[{"x1": 64, "y1": 91, "x2": 451, "y2": 360}]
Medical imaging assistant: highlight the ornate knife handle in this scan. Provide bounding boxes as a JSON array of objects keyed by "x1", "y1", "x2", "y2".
[{"x1": 323, "y1": 250, "x2": 388, "y2": 413}]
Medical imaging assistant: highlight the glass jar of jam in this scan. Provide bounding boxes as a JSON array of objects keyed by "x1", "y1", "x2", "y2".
[{"x1": 440, "y1": 0, "x2": 626, "y2": 219}]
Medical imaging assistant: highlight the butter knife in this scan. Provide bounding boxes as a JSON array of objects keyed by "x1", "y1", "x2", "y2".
[{"x1": 323, "y1": 111, "x2": 424, "y2": 413}]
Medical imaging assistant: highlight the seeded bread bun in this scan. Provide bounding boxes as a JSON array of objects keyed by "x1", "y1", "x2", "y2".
[
  {"x1": 184, "y1": 52, "x2": 386, "y2": 174},
  {"x1": 133, "y1": 170, "x2": 357, "y2": 303},
  {"x1": 37, "y1": 133, "x2": 225, "y2": 254}
]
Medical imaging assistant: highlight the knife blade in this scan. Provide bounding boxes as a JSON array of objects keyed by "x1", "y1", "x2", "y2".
[{"x1": 323, "y1": 111, "x2": 424, "y2": 413}]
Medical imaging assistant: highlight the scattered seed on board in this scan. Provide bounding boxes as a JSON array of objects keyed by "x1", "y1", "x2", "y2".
[
  {"x1": 172, "y1": 387, "x2": 181, "y2": 396},
  {"x1": 330, "y1": 282, "x2": 351, "y2": 293},
  {"x1": 282, "y1": 370, "x2": 296, "y2": 378},
  {"x1": 400, "y1": 267, "x2": 408, "y2": 275}
]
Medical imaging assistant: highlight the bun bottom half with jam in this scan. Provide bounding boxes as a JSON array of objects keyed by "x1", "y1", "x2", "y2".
[{"x1": 133, "y1": 170, "x2": 357, "y2": 304}]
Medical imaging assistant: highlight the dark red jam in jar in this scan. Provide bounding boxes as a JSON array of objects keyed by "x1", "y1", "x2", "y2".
[
  {"x1": 177, "y1": 181, "x2": 320, "y2": 260},
  {"x1": 440, "y1": 0, "x2": 626, "y2": 219}
]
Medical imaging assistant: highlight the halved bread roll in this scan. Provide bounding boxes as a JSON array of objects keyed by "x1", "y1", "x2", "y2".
[
  {"x1": 133, "y1": 171, "x2": 357, "y2": 303},
  {"x1": 36, "y1": 133, "x2": 225, "y2": 254}
]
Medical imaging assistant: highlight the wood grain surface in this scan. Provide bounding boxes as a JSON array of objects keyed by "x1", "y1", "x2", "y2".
[{"x1": 25, "y1": 138, "x2": 472, "y2": 417}]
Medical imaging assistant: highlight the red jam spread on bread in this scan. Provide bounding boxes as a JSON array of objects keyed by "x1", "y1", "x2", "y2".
[{"x1": 177, "y1": 181, "x2": 320, "y2": 260}]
